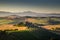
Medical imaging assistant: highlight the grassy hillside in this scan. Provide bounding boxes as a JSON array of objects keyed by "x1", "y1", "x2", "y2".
[
  {"x1": 0, "y1": 17, "x2": 60, "y2": 40},
  {"x1": 25, "y1": 18, "x2": 48, "y2": 25},
  {"x1": 0, "y1": 19, "x2": 13, "y2": 24},
  {"x1": 0, "y1": 19, "x2": 20, "y2": 24},
  {"x1": 0, "y1": 27, "x2": 60, "y2": 40},
  {"x1": 0, "y1": 17, "x2": 60, "y2": 25}
]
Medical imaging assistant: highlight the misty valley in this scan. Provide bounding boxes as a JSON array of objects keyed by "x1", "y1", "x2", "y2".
[
  {"x1": 0, "y1": 0, "x2": 60, "y2": 40},
  {"x1": 0, "y1": 14, "x2": 60, "y2": 40}
]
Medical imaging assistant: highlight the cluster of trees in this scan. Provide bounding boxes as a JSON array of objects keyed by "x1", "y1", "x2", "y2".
[
  {"x1": 15, "y1": 21, "x2": 37, "y2": 28},
  {"x1": 25, "y1": 22, "x2": 37, "y2": 28},
  {"x1": 14, "y1": 22, "x2": 25, "y2": 27},
  {"x1": 15, "y1": 21, "x2": 45, "y2": 28}
]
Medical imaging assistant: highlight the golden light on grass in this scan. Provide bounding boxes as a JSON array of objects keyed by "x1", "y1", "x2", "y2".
[
  {"x1": 42, "y1": 25, "x2": 60, "y2": 30},
  {"x1": 0, "y1": 24, "x2": 28, "y2": 31},
  {"x1": 0, "y1": 24, "x2": 37, "y2": 31}
]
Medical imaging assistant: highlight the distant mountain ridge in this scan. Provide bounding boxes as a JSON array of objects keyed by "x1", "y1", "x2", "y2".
[{"x1": 0, "y1": 11, "x2": 60, "y2": 17}]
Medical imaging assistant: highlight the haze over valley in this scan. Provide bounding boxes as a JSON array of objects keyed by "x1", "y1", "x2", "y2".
[{"x1": 0, "y1": 0, "x2": 60, "y2": 40}]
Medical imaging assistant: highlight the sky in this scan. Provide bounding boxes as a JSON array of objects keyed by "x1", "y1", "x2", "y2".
[{"x1": 0, "y1": 0, "x2": 60, "y2": 13}]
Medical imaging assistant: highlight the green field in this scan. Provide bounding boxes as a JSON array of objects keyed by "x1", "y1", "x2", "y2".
[
  {"x1": 0, "y1": 19, "x2": 13, "y2": 24},
  {"x1": 0, "y1": 27, "x2": 59, "y2": 40},
  {"x1": 0, "y1": 19, "x2": 20, "y2": 24},
  {"x1": 0, "y1": 17, "x2": 60, "y2": 40},
  {"x1": 0, "y1": 17, "x2": 60, "y2": 25},
  {"x1": 31, "y1": 18, "x2": 60, "y2": 25}
]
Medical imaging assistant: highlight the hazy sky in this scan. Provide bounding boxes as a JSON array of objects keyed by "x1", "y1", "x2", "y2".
[{"x1": 0, "y1": 0, "x2": 60, "y2": 13}]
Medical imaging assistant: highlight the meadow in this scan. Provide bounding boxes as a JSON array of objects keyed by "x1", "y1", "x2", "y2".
[{"x1": 0, "y1": 17, "x2": 60, "y2": 40}]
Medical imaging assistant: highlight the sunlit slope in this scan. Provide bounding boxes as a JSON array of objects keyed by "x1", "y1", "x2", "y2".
[
  {"x1": 51, "y1": 18, "x2": 60, "y2": 21},
  {"x1": 0, "y1": 19, "x2": 20, "y2": 24},
  {"x1": 42, "y1": 25, "x2": 60, "y2": 30},
  {"x1": 0, "y1": 26, "x2": 59, "y2": 40},
  {"x1": 25, "y1": 18, "x2": 48, "y2": 24},
  {"x1": 0, "y1": 19, "x2": 13, "y2": 24}
]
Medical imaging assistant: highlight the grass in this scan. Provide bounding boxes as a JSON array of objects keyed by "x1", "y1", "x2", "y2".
[
  {"x1": 4, "y1": 27, "x2": 38, "y2": 33},
  {"x1": 0, "y1": 27, "x2": 60, "y2": 40},
  {"x1": 51, "y1": 18, "x2": 60, "y2": 21},
  {"x1": 0, "y1": 28, "x2": 39, "y2": 40},
  {"x1": 0, "y1": 17, "x2": 60, "y2": 25},
  {"x1": 0, "y1": 19, "x2": 13, "y2": 24},
  {"x1": 0, "y1": 17, "x2": 60, "y2": 40},
  {"x1": 26, "y1": 18, "x2": 48, "y2": 24}
]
